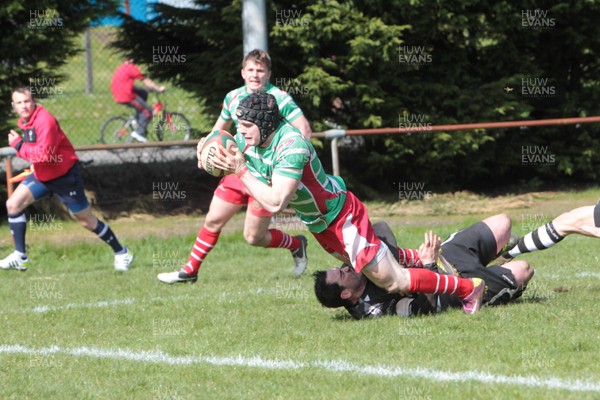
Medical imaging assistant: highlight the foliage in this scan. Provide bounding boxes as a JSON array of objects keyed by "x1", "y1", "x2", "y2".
[
  {"x1": 111, "y1": 0, "x2": 244, "y2": 118},
  {"x1": 112, "y1": 0, "x2": 600, "y2": 193},
  {"x1": 0, "y1": 0, "x2": 118, "y2": 138}
]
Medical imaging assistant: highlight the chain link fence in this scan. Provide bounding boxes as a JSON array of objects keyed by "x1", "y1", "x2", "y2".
[
  {"x1": 2, "y1": 3, "x2": 216, "y2": 216},
  {"x1": 23, "y1": 22, "x2": 209, "y2": 156}
]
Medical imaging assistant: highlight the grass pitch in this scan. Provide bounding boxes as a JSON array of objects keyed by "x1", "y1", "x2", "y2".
[{"x1": 1, "y1": 191, "x2": 600, "y2": 399}]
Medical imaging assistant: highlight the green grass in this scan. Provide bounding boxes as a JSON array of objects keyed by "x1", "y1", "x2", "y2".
[
  {"x1": 1, "y1": 191, "x2": 600, "y2": 399},
  {"x1": 16, "y1": 27, "x2": 213, "y2": 146}
]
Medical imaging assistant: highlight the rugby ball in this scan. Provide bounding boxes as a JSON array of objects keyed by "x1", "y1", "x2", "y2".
[{"x1": 199, "y1": 130, "x2": 236, "y2": 177}]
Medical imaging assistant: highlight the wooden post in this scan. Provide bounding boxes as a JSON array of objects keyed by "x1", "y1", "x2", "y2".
[{"x1": 6, "y1": 157, "x2": 13, "y2": 197}]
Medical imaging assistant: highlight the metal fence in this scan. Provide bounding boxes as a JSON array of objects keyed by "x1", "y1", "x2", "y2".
[{"x1": 22, "y1": 24, "x2": 207, "y2": 160}]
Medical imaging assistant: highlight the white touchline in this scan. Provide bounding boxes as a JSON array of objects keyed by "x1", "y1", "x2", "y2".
[{"x1": 1, "y1": 344, "x2": 599, "y2": 393}]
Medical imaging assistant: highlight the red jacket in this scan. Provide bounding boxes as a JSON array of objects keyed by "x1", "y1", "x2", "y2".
[
  {"x1": 110, "y1": 62, "x2": 145, "y2": 103},
  {"x1": 10, "y1": 105, "x2": 79, "y2": 182}
]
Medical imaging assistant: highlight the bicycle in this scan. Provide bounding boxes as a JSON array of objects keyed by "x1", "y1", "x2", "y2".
[{"x1": 100, "y1": 94, "x2": 191, "y2": 144}]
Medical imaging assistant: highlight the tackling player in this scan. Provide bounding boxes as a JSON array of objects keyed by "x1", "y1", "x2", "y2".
[
  {"x1": 158, "y1": 49, "x2": 312, "y2": 284},
  {"x1": 208, "y1": 92, "x2": 486, "y2": 313},
  {"x1": 1, "y1": 87, "x2": 134, "y2": 272},
  {"x1": 314, "y1": 214, "x2": 535, "y2": 319}
]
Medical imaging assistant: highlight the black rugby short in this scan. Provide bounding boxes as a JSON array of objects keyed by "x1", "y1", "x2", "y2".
[{"x1": 441, "y1": 222, "x2": 522, "y2": 306}]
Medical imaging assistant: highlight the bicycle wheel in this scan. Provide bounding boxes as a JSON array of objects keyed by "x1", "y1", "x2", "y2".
[
  {"x1": 155, "y1": 112, "x2": 191, "y2": 141},
  {"x1": 100, "y1": 116, "x2": 131, "y2": 144}
]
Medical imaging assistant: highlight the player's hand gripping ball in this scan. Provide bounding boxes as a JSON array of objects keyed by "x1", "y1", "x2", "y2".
[{"x1": 199, "y1": 130, "x2": 236, "y2": 177}]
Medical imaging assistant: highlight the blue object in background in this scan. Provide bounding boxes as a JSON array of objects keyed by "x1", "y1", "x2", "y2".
[{"x1": 96, "y1": 0, "x2": 153, "y2": 26}]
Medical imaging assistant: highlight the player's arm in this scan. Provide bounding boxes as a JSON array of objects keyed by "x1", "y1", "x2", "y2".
[
  {"x1": 212, "y1": 146, "x2": 299, "y2": 213},
  {"x1": 278, "y1": 93, "x2": 312, "y2": 139},
  {"x1": 10, "y1": 114, "x2": 59, "y2": 162},
  {"x1": 290, "y1": 115, "x2": 312, "y2": 139},
  {"x1": 238, "y1": 168, "x2": 299, "y2": 214},
  {"x1": 211, "y1": 117, "x2": 233, "y2": 133}
]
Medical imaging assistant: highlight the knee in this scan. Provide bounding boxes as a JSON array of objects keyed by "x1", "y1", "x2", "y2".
[
  {"x1": 6, "y1": 198, "x2": 22, "y2": 215},
  {"x1": 204, "y1": 216, "x2": 225, "y2": 232},
  {"x1": 500, "y1": 213, "x2": 512, "y2": 227},
  {"x1": 362, "y1": 264, "x2": 409, "y2": 294},
  {"x1": 494, "y1": 213, "x2": 512, "y2": 231},
  {"x1": 381, "y1": 280, "x2": 404, "y2": 294},
  {"x1": 79, "y1": 218, "x2": 97, "y2": 231},
  {"x1": 6, "y1": 199, "x2": 15, "y2": 214},
  {"x1": 243, "y1": 230, "x2": 264, "y2": 246},
  {"x1": 512, "y1": 260, "x2": 535, "y2": 287}
]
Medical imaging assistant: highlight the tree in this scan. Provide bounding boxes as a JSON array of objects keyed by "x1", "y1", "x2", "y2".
[
  {"x1": 113, "y1": 0, "x2": 600, "y2": 193},
  {"x1": 0, "y1": 0, "x2": 118, "y2": 136},
  {"x1": 111, "y1": 0, "x2": 245, "y2": 117}
]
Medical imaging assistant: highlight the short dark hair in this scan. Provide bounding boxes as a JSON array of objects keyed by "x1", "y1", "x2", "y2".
[
  {"x1": 313, "y1": 270, "x2": 352, "y2": 308},
  {"x1": 12, "y1": 86, "x2": 32, "y2": 96}
]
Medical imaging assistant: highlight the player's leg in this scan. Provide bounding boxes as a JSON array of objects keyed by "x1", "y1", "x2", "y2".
[
  {"x1": 474, "y1": 261, "x2": 534, "y2": 306},
  {"x1": 314, "y1": 191, "x2": 485, "y2": 313},
  {"x1": 47, "y1": 163, "x2": 133, "y2": 271},
  {"x1": 502, "y1": 260, "x2": 534, "y2": 291},
  {"x1": 0, "y1": 179, "x2": 39, "y2": 270},
  {"x1": 70, "y1": 206, "x2": 133, "y2": 271},
  {"x1": 504, "y1": 204, "x2": 600, "y2": 260},
  {"x1": 362, "y1": 245, "x2": 484, "y2": 314},
  {"x1": 244, "y1": 197, "x2": 307, "y2": 276},
  {"x1": 181, "y1": 196, "x2": 241, "y2": 280},
  {"x1": 552, "y1": 205, "x2": 600, "y2": 237},
  {"x1": 480, "y1": 213, "x2": 512, "y2": 255},
  {"x1": 158, "y1": 177, "x2": 244, "y2": 284}
]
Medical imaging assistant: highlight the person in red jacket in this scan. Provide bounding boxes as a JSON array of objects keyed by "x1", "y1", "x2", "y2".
[
  {"x1": 110, "y1": 55, "x2": 165, "y2": 142},
  {"x1": 1, "y1": 87, "x2": 134, "y2": 272}
]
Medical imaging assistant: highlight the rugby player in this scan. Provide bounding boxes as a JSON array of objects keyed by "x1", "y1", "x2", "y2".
[
  {"x1": 314, "y1": 215, "x2": 534, "y2": 319},
  {"x1": 208, "y1": 92, "x2": 486, "y2": 313},
  {"x1": 158, "y1": 49, "x2": 312, "y2": 284}
]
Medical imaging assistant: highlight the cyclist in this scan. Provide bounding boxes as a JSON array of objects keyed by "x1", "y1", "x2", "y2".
[{"x1": 110, "y1": 54, "x2": 165, "y2": 143}]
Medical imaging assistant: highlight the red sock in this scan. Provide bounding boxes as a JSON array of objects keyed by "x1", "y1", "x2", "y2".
[
  {"x1": 407, "y1": 268, "x2": 474, "y2": 298},
  {"x1": 182, "y1": 227, "x2": 220, "y2": 275},
  {"x1": 267, "y1": 229, "x2": 300, "y2": 251},
  {"x1": 398, "y1": 247, "x2": 422, "y2": 268}
]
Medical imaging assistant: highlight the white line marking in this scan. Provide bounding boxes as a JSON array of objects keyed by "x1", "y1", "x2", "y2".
[
  {"x1": 32, "y1": 298, "x2": 135, "y2": 314},
  {"x1": 0, "y1": 288, "x2": 270, "y2": 316},
  {"x1": 1, "y1": 344, "x2": 599, "y2": 392},
  {"x1": 576, "y1": 272, "x2": 600, "y2": 279}
]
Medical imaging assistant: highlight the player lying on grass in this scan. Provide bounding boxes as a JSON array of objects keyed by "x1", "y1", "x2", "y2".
[
  {"x1": 208, "y1": 92, "x2": 485, "y2": 313},
  {"x1": 1, "y1": 87, "x2": 134, "y2": 272},
  {"x1": 157, "y1": 49, "x2": 311, "y2": 284},
  {"x1": 498, "y1": 202, "x2": 600, "y2": 262},
  {"x1": 314, "y1": 215, "x2": 535, "y2": 319},
  {"x1": 313, "y1": 222, "x2": 441, "y2": 318}
]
